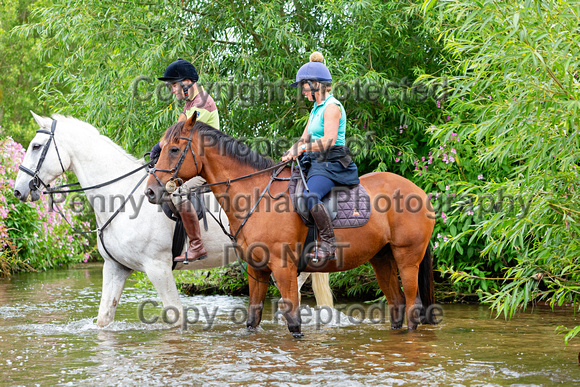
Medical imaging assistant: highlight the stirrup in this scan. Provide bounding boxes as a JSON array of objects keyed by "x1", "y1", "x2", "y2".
[
  {"x1": 307, "y1": 245, "x2": 336, "y2": 263},
  {"x1": 174, "y1": 251, "x2": 208, "y2": 264}
]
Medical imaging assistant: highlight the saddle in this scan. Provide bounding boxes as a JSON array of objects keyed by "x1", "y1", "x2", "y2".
[
  {"x1": 288, "y1": 169, "x2": 371, "y2": 274},
  {"x1": 288, "y1": 171, "x2": 371, "y2": 229},
  {"x1": 160, "y1": 193, "x2": 205, "y2": 223}
]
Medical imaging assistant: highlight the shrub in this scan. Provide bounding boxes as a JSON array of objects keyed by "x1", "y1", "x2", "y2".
[{"x1": 0, "y1": 137, "x2": 91, "y2": 276}]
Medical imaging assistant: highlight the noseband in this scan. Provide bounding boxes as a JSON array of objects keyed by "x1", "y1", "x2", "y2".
[
  {"x1": 18, "y1": 120, "x2": 66, "y2": 191},
  {"x1": 149, "y1": 125, "x2": 200, "y2": 192}
]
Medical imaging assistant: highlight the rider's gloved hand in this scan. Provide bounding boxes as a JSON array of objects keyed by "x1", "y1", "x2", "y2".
[
  {"x1": 187, "y1": 176, "x2": 207, "y2": 187},
  {"x1": 150, "y1": 142, "x2": 162, "y2": 162}
]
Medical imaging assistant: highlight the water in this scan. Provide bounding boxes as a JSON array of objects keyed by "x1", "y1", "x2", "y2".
[{"x1": 1, "y1": 263, "x2": 579, "y2": 385}]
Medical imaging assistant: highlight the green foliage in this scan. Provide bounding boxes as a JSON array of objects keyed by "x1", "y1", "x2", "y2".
[
  {"x1": 0, "y1": 0, "x2": 52, "y2": 145},
  {"x1": 13, "y1": 0, "x2": 444, "y2": 166},
  {"x1": 406, "y1": 124, "x2": 522, "y2": 297},
  {"x1": 557, "y1": 324, "x2": 580, "y2": 345},
  {"x1": 330, "y1": 263, "x2": 382, "y2": 299},
  {"x1": 422, "y1": 0, "x2": 580, "y2": 338},
  {"x1": 0, "y1": 137, "x2": 91, "y2": 275},
  {"x1": 0, "y1": 243, "x2": 33, "y2": 278}
]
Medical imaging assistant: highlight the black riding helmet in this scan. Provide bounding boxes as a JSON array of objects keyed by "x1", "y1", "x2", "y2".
[
  {"x1": 158, "y1": 58, "x2": 199, "y2": 83},
  {"x1": 158, "y1": 58, "x2": 199, "y2": 97}
]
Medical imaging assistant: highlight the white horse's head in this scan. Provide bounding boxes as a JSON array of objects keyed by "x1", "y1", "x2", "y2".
[{"x1": 13, "y1": 112, "x2": 72, "y2": 202}]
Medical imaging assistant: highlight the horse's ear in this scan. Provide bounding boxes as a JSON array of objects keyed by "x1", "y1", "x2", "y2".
[
  {"x1": 30, "y1": 111, "x2": 52, "y2": 129},
  {"x1": 183, "y1": 111, "x2": 198, "y2": 132}
]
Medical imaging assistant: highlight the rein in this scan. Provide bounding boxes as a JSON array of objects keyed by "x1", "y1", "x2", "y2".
[
  {"x1": 44, "y1": 162, "x2": 150, "y2": 195},
  {"x1": 198, "y1": 162, "x2": 292, "y2": 284},
  {"x1": 174, "y1": 160, "x2": 293, "y2": 195}
]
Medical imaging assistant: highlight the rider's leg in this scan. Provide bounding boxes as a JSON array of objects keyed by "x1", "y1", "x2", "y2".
[
  {"x1": 173, "y1": 177, "x2": 207, "y2": 262},
  {"x1": 303, "y1": 175, "x2": 336, "y2": 260}
]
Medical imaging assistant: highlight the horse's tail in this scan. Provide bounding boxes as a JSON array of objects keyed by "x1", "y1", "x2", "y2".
[
  {"x1": 311, "y1": 273, "x2": 334, "y2": 308},
  {"x1": 418, "y1": 245, "x2": 436, "y2": 324}
]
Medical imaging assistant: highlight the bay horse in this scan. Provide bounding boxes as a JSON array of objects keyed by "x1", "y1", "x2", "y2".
[
  {"x1": 13, "y1": 113, "x2": 333, "y2": 328},
  {"x1": 145, "y1": 113, "x2": 436, "y2": 337}
]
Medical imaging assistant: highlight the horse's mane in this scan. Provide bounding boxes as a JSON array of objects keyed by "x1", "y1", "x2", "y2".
[
  {"x1": 52, "y1": 114, "x2": 139, "y2": 163},
  {"x1": 163, "y1": 120, "x2": 275, "y2": 171}
]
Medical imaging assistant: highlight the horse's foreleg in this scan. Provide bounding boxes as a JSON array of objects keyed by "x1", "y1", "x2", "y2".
[
  {"x1": 271, "y1": 267, "x2": 302, "y2": 338},
  {"x1": 246, "y1": 265, "x2": 271, "y2": 331},
  {"x1": 145, "y1": 264, "x2": 183, "y2": 327},
  {"x1": 97, "y1": 260, "x2": 133, "y2": 328}
]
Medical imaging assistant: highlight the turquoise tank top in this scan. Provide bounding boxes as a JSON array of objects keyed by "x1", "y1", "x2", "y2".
[{"x1": 307, "y1": 95, "x2": 346, "y2": 146}]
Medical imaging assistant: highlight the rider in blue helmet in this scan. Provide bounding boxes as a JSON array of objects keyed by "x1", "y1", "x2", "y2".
[{"x1": 283, "y1": 52, "x2": 359, "y2": 261}]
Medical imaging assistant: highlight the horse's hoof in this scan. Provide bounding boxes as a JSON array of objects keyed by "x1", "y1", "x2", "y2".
[
  {"x1": 390, "y1": 324, "x2": 402, "y2": 330},
  {"x1": 292, "y1": 332, "x2": 304, "y2": 339}
]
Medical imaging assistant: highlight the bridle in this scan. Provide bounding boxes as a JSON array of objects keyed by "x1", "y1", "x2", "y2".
[
  {"x1": 18, "y1": 120, "x2": 66, "y2": 192},
  {"x1": 148, "y1": 124, "x2": 200, "y2": 192},
  {"x1": 178, "y1": 80, "x2": 192, "y2": 98},
  {"x1": 17, "y1": 119, "x2": 151, "y2": 271}
]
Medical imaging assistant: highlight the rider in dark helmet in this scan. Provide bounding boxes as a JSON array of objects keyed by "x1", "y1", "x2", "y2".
[
  {"x1": 282, "y1": 52, "x2": 359, "y2": 261},
  {"x1": 156, "y1": 58, "x2": 219, "y2": 127},
  {"x1": 158, "y1": 58, "x2": 199, "y2": 98},
  {"x1": 150, "y1": 58, "x2": 219, "y2": 263}
]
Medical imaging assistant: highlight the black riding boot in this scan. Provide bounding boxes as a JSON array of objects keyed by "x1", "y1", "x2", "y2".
[{"x1": 306, "y1": 202, "x2": 337, "y2": 261}]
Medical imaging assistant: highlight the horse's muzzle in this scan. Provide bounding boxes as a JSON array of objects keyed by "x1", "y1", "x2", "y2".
[
  {"x1": 13, "y1": 187, "x2": 40, "y2": 202},
  {"x1": 145, "y1": 185, "x2": 167, "y2": 204}
]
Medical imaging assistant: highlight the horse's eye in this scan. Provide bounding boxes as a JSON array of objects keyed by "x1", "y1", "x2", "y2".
[
  {"x1": 169, "y1": 146, "x2": 180, "y2": 154},
  {"x1": 32, "y1": 144, "x2": 42, "y2": 151}
]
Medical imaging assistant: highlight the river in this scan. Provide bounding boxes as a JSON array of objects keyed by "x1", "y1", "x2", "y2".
[{"x1": 1, "y1": 263, "x2": 579, "y2": 385}]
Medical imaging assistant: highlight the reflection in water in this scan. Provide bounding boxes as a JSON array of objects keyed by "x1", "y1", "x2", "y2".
[{"x1": 0, "y1": 263, "x2": 579, "y2": 385}]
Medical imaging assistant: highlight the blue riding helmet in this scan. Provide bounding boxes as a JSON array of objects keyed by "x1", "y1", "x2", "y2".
[{"x1": 290, "y1": 61, "x2": 332, "y2": 87}]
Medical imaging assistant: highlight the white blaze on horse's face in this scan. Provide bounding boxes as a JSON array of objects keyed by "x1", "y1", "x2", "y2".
[{"x1": 13, "y1": 113, "x2": 70, "y2": 202}]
